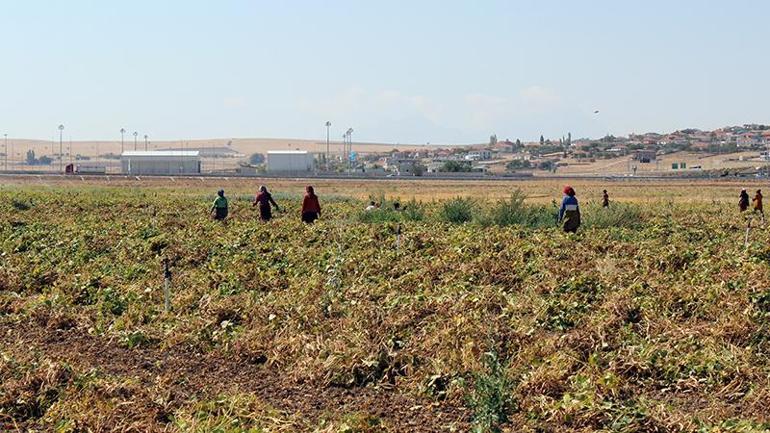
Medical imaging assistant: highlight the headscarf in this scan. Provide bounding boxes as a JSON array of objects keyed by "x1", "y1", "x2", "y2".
[
  {"x1": 259, "y1": 185, "x2": 268, "y2": 193},
  {"x1": 217, "y1": 189, "x2": 224, "y2": 197},
  {"x1": 306, "y1": 185, "x2": 315, "y2": 196},
  {"x1": 563, "y1": 185, "x2": 575, "y2": 196}
]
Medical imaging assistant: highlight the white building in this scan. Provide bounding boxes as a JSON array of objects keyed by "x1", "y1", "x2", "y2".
[
  {"x1": 266, "y1": 150, "x2": 315, "y2": 173},
  {"x1": 121, "y1": 151, "x2": 201, "y2": 175},
  {"x1": 464, "y1": 150, "x2": 493, "y2": 161}
]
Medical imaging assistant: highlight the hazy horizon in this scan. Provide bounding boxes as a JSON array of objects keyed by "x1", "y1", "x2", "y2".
[{"x1": 2, "y1": 1, "x2": 769, "y2": 144}]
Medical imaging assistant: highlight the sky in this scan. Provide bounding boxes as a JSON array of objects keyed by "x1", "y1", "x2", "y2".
[{"x1": 1, "y1": 0, "x2": 769, "y2": 144}]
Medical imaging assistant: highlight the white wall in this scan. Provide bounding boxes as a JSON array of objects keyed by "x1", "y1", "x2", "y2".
[
  {"x1": 121, "y1": 157, "x2": 201, "y2": 175},
  {"x1": 266, "y1": 153, "x2": 314, "y2": 172}
]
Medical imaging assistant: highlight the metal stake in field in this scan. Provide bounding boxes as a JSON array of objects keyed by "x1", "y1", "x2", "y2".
[
  {"x1": 163, "y1": 259, "x2": 172, "y2": 313},
  {"x1": 745, "y1": 217, "x2": 752, "y2": 248}
]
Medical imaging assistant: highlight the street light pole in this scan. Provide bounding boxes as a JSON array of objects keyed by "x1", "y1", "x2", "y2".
[
  {"x1": 58, "y1": 124, "x2": 64, "y2": 173},
  {"x1": 120, "y1": 128, "x2": 125, "y2": 154},
  {"x1": 133, "y1": 131, "x2": 138, "y2": 150},
  {"x1": 346, "y1": 128, "x2": 354, "y2": 172},
  {"x1": 3, "y1": 134, "x2": 7, "y2": 171},
  {"x1": 144, "y1": 134, "x2": 148, "y2": 151},
  {"x1": 325, "y1": 121, "x2": 331, "y2": 170}
]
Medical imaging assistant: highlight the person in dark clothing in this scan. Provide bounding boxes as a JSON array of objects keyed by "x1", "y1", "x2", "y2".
[
  {"x1": 739, "y1": 188, "x2": 750, "y2": 212},
  {"x1": 558, "y1": 186, "x2": 581, "y2": 233},
  {"x1": 602, "y1": 189, "x2": 609, "y2": 208},
  {"x1": 210, "y1": 189, "x2": 228, "y2": 221},
  {"x1": 301, "y1": 185, "x2": 321, "y2": 223},
  {"x1": 253, "y1": 185, "x2": 280, "y2": 221}
]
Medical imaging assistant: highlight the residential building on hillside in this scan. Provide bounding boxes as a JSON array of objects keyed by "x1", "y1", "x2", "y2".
[
  {"x1": 633, "y1": 149, "x2": 657, "y2": 162},
  {"x1": 464, "y1": 150, "x2": 493, "y2": 161}
]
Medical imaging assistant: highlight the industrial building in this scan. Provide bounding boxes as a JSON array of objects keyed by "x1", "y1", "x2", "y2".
[
  {"x1": 266, "y1": 150, "x2": 315, "y2": 173},
  {"x1": 121, "y1": 151, "x2": 201, "y2": 175}
]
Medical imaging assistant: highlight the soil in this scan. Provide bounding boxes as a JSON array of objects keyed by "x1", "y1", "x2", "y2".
[{"x1": 1, "y1": 322, "x2": 469, "y2": 432}]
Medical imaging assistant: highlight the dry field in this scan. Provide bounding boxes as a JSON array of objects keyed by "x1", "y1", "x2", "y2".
[
  {"x1": 2, "y1": 176, "x2": 770, "y2": 432},
  {"x1": 0, "y1": 174, "x2": 764, "y2": 203}
]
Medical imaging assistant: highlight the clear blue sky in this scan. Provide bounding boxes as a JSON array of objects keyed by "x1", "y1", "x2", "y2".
[{"x1": 2, "y1": 0, "x2": 768, "y2": 144}]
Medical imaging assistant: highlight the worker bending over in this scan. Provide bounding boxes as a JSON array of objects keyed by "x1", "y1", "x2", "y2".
[
  {"x1": 559, "y1": 186, "x2": 581, "y2": 233},
  {"x1": 211, "y1": 189, "x2": 229, "y2": 221}
]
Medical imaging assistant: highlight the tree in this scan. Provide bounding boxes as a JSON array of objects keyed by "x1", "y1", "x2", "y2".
[
  {"x1": 539, "y1": 135, "x2": 545, "y2": 146},
  {"x1": 26, "y1": 150, "x2": 36, "y2": 165},
  {"x1": 567, "y1": 132, "x2": 572, "y2": 146},
  {"x1": 413, "y1": 164, "x2": 427, "y2": 176},
  {"x1": 506, "y1": 159, "x2": 531, "y2": 171},
  {"x1": 440, "y1": 160, "x2": 473, "y2": 172},
  {"x1": 515, "y1": 139, "x2": 522, "y2": 149},
  {"x1": 489, "y1": 134, "x2": 498, "y2": 146},
  {"x1": 248, "y1": 153, "x2": 265, "y2": 165}
]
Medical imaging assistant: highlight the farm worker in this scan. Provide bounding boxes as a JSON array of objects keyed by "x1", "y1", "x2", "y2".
[
  {"x1": 301, "y1": 185, "x2": 321, "y2": 223},
  {"x1": 211, "y1": 189, "x2": 229, "y2": 221},
  {"x1": 739, "y1": 188, "x2": 750, "y2": 212},
  {"x1": 753, "y1": 189, "x2": 764, "y2": 221},
  {"x1": 365, "y1": 201, "x2": 377, "y2": 211},
  {"x1": 602, "y1": 190, "x2": 610, "y2": 208},
  {"x1": 253, "y1": 185, "x2": 280, "y2": 221},
  {"x1": 558, "y1": 185, "x2": 581, "y2": 233}
]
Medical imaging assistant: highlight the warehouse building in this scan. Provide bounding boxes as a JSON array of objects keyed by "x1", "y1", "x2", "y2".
[
  {"x1": 121, "y1": 151, "x2": 201, "y2": 175},
  {"x1": 266, "y1": 150, "x2": 315, "y2": 173}
]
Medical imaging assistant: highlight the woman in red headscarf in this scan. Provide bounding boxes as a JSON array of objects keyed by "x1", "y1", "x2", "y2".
[
  {"x1": 558, "y1": 185, "x2": 581, "y2": 233},
  {"x1": 301, "y1": 185, "x2": 321, "y2": 223}
]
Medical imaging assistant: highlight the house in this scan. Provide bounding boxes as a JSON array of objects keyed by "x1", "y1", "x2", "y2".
[
  {"x1": 385, "y1": 157, "x2": 420, "y2": 174},
  {"x1": 633, "y1": 149, "x2": 657, "y2": 163},
  {"x1": 464, "y1": 150, "x2": 493, "y2": 161},
  {"x1": 737, "y1": 133, "x2": 764, "y2": 148}
]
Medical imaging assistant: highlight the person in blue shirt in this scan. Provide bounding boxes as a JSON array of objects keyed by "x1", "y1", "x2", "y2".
[{"x1": 558, "y1": 186, "x2": 581, "y2": 233}]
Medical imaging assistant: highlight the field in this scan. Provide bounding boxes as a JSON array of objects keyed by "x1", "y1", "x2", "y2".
[{"x1": 2, "y1": 177, "x2": 770, "y2": 432}]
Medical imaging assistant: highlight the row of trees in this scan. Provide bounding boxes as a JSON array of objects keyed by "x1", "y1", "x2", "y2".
[{"x1": 25, "y1": 150, "x2": 53, "y2": 166}]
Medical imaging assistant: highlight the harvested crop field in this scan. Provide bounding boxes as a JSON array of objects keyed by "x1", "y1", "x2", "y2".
[{"x1": 2, "y1": 178, "x2": 770, "y2": 432}]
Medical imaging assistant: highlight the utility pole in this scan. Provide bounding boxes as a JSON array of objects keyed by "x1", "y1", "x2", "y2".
[
  {"x1": 58, "y1": 124, "x2": 64, "y2": 173},
  {"x1": 144, "y1": 134, "x2": 149, "y2": 151},
  {"x1": 133, "y1": 131, "x2": 138, "y2": 150},
  {"x1": 120, "y1": 128, "x2": 126, "y2": 154},
  {"x1": 3, "y1": 134, "x2": 7, "y2": 171}
]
